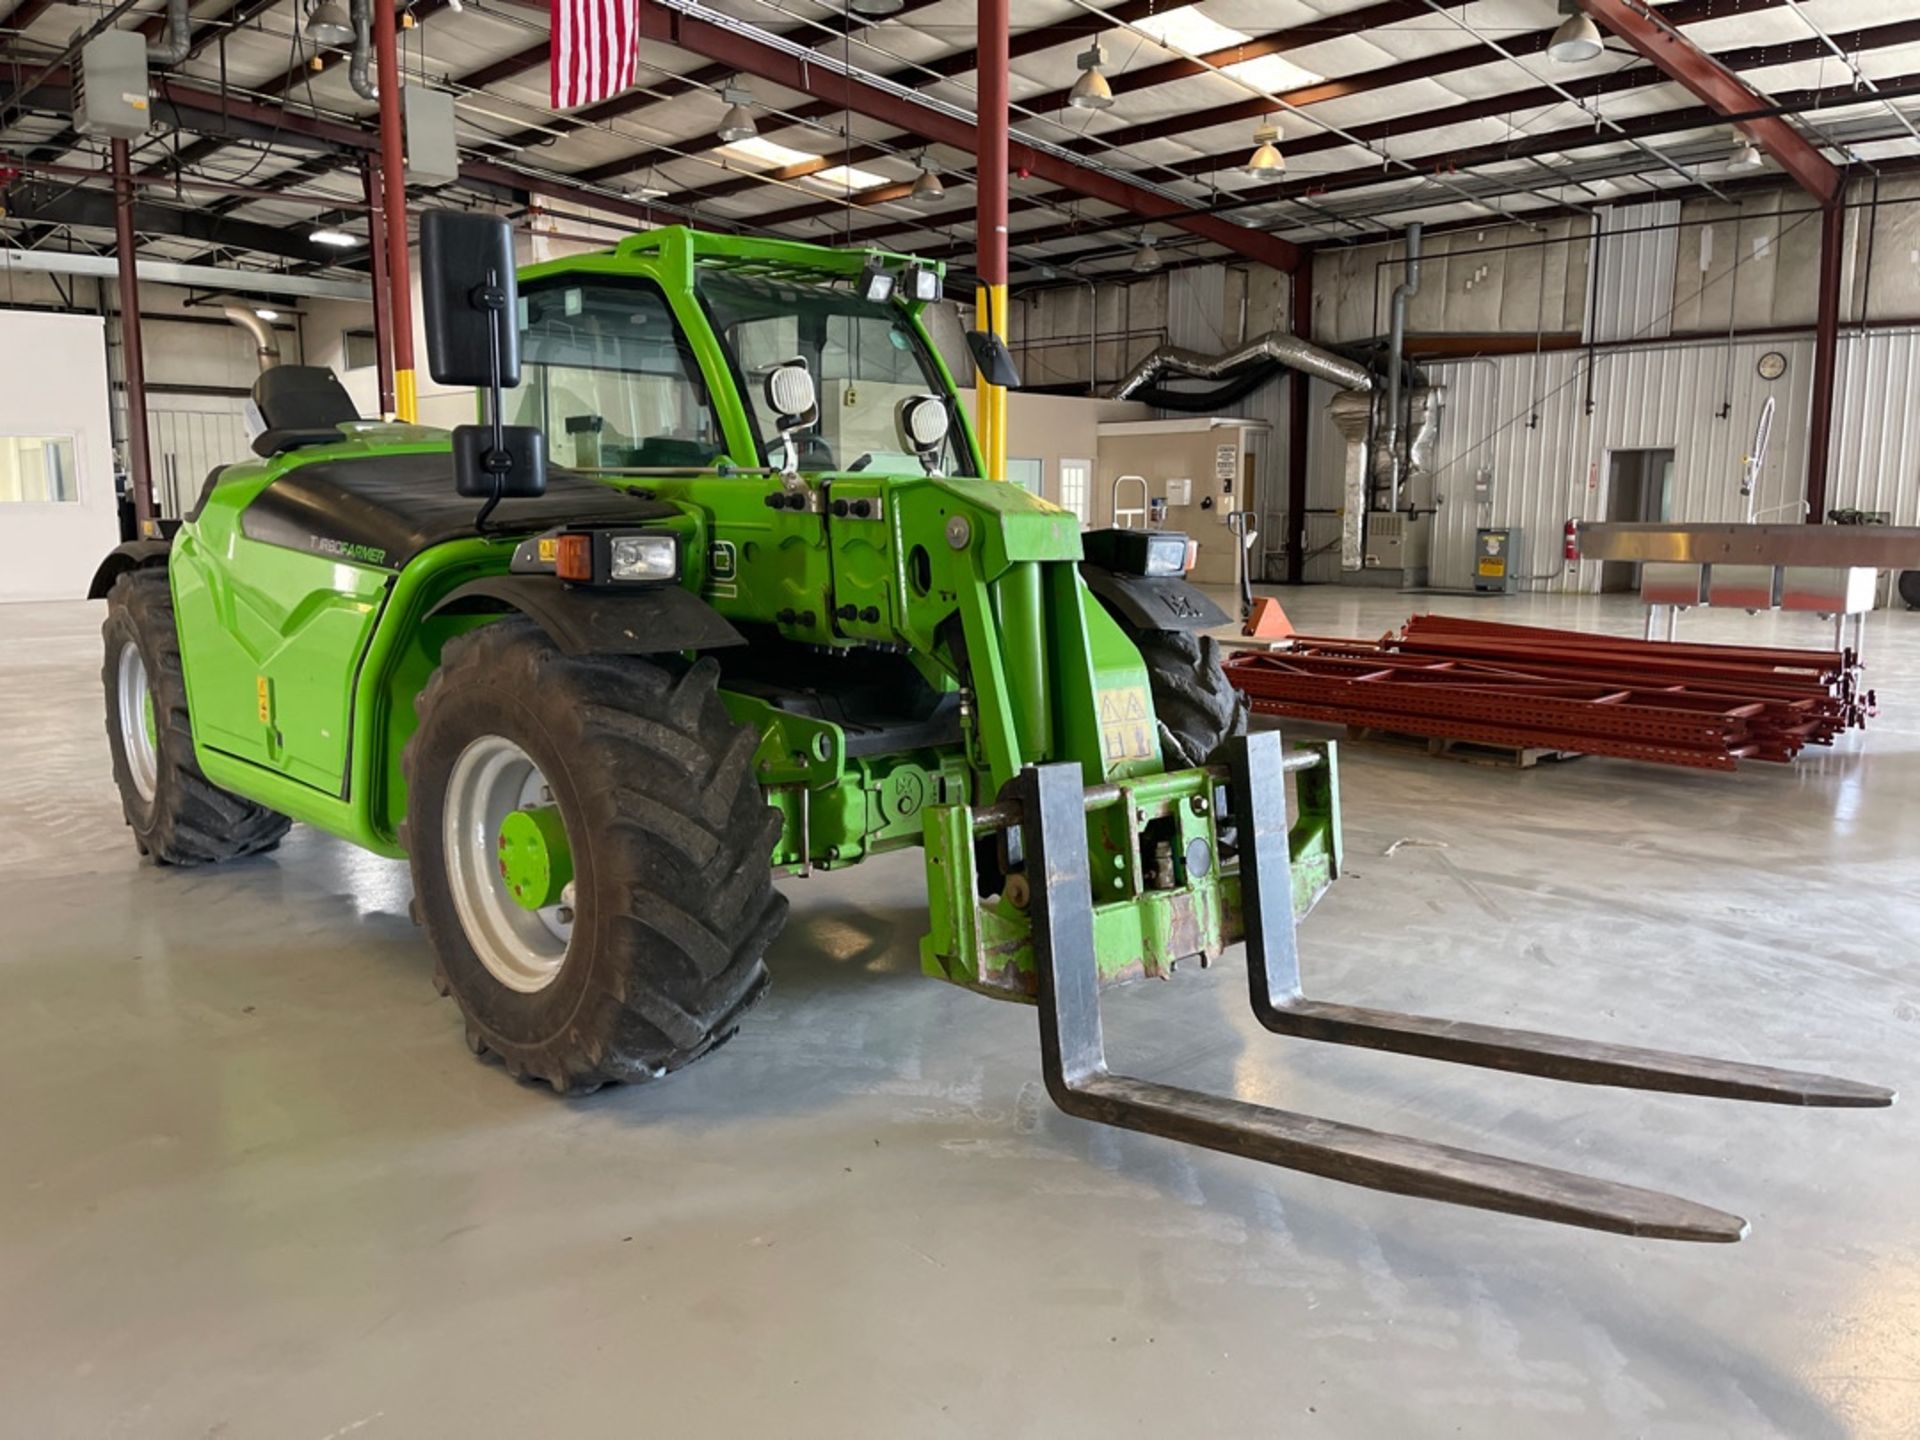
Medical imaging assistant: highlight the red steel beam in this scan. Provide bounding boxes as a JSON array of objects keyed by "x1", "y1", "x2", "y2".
[
  {"x1": 633, "y1": 0, "x2": 1298, "y2": 271},
  {"x1": 1806, "y1": 198, "x2": 1845, "y2": 522},
  {"x1": 1583, "y1": 0, "x2": 1840, "y2": 205}
]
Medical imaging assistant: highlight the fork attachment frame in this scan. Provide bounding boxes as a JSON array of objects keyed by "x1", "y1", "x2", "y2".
[{"x1": 1018, "y1": 730, "x2": 1892, "y2": 1243}]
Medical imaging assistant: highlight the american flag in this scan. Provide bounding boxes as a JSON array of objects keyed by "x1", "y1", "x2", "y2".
[{"x1": 550, "y1": 0, "x2": 640, "y2": 110}]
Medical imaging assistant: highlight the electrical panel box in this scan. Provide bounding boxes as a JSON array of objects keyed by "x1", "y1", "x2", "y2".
[
  {"x1": 72, "y1": 30, "x2": 152, "y2": 140},
  {"x1": 1474, "y1": 527, "x2": 1523, "y2": 594}
]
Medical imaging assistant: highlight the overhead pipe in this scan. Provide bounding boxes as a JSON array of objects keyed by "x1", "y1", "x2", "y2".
[
  {"x1": 146, "y1": 0, "x2": 190, "y2": 65},
  {"x1": 347, "y1": 0, "x2": 377, "y2": 101},
  {"x1": 1108, "y1": 329, "x2": 1373, "y2": 400},
  {"x1": 1384, "y1": 221, "x2": 1422, "y2": 512},
  {"x1": 221, "y1": 305, "x2": 281, "y2": 370},
  {"x1": 110, "y1": 138, "x2": 155, "y2": 537}
]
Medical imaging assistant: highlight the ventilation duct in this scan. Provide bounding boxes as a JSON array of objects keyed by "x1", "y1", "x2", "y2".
[
  {"x1": 1109, "y1": 330, "x2": 1373, "y2": 401},
  {"x1": 347, "y1": 0, "x2": 377, "y2": 100},
  {"x1": 1384, "y1": 222, "x2": 1422, "y2": 513},
  {"x1": 147, "y1": 0, "x2": 191, "y2": 65}
]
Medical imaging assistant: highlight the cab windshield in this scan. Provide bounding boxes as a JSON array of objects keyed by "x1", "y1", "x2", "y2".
[
  {"x1": 510, "y1": 278, "x2": 727, "y2": 471},
  {"x1": 699, "y1": 271, "x2": 974, "y2": 477}
]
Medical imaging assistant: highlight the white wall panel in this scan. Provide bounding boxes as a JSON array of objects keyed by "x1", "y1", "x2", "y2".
[{"x1": 1590, "y1": 201, "x2": 1679, "y2": 344}]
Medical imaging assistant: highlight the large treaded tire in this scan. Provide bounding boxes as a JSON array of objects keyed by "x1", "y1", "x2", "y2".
[
  {"x1": 401, "y1": 620, "x2": 785, "y2": 1094},
  {"x1": 100, "y1": 568, "x2": 292, "y2": 864},
  {"x1": 1132, "y1": 628, "x2": 1249, "y2": 769}
]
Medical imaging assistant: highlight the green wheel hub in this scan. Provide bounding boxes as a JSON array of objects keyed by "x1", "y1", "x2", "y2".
[{"x1": 497, "y1": 804, "x2": 573, "y2": 912}]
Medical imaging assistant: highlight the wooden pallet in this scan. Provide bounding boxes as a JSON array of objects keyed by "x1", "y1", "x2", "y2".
[{"x1": 1342, "y1": 725, "x2": 1586, "y2": 770}]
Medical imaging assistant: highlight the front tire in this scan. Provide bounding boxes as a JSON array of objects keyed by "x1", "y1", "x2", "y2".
[
  {"x1": 1132, "y1": 628, "x2": 1248, "y2": 768},
  {"x1": 402, "y1": 621, "x2": 784, "y2": 1094},
  {"x1": 100, "y1": 568, "x2": 291, "y2": 863}
]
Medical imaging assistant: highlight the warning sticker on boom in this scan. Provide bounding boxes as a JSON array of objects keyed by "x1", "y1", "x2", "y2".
[{"x1": 1098, "y1": 686, "x2": 1155, "y2": 763}]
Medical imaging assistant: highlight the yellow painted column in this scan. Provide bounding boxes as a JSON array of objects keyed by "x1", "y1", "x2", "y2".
[
  {"x1": 395, "y1": 368, "x2": 418, "y2": 424},
  {"x1": 974, "y1": 283, "x2": 1008, "y2": 481}
]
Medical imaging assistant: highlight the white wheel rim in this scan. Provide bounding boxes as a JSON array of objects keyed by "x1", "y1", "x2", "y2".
[
  {"x1": 443, "y1": 734, "x2": 574, "y2": 993},
  {"x1": 117, "y1": 641, "x2": 159, "y2": 804}
]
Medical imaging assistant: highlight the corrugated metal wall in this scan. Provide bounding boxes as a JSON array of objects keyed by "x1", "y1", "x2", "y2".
[
  {"x1": 146, "y1": 401, "x2": 251, "y2": 519},
  {"x1": 1828, "y1": 328, "x2": 1920, "y2": 521},
  {"x1": 1300, "y1": 333, "x2": 1826, "y2": 592},
  {"x1": 1590, "y1": 201, "x2": 1679, "y2": 343}
]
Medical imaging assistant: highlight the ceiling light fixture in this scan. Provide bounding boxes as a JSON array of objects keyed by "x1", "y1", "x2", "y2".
[
  {"x1": 303, "y1": 0, "x2": 354, "y2": 46},
  {"x1": 1728, "y1": 139, "x2": 1766, "y2": 171},
  {"x1": 255, "y1": 308, "x2": 280, "y2": 321},
  {"x1": 1131, "y1": 236, "x2": 1161, "y2": 273},
  {"x1": 1069, "y1": 42, "x2": 1114, "y2": 110},
  {"x1": 1242, "y1": 122, "x2": 1285, "y2": 176},
  {"x1": 717, "y1": 84, "x2": 758, "y2": 144},
  {"x1": 912, "y1": 158, "x2": 944, "y2": 205},
  {"x1": 309, "y1": 227, "x2": 361, "y2": 247},
  {"x1": 1546, "y1": 8, "x2": 1603, "y2": 64},
  {"x1": 845, "y1": 0, "x2": 904, "y2": 14}
]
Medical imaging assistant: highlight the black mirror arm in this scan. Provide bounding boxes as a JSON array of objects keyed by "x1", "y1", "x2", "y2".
[{"x1": 475, "y1": 266, "x2": 510, "y2": 530}]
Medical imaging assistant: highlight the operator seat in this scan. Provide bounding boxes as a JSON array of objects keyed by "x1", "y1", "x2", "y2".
[{"x1": 249, "y1": 365, "x2": 361, "y2": 457}]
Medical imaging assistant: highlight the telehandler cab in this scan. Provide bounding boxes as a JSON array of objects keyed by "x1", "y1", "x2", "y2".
[{"x1": 95, "y1": 210, "x2": 1888, "y2": 1243}]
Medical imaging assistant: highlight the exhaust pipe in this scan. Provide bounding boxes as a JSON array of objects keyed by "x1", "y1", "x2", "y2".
[{"x1": 222, "y1": 305, "x2": 282, "y2": 370}]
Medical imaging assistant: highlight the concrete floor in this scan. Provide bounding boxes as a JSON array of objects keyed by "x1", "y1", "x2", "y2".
[{"x1": 3, "y1": 587, "x2": 1917, "y2": 1438}]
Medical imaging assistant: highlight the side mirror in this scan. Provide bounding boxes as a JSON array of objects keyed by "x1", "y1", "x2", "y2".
[
  {"x1": 421, "y1": 209, "x2": 520, "y2": 387},
  {"x1": 965, "y1": 331, "x2": 1021, "y2": 389},
  {"x1": 420, "y1": 209, "x2": 546, "y2": 513}
]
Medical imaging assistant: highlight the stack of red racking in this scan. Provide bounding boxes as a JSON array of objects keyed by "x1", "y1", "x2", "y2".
[{"x1": 1223, "y1": 614, "x2": 1873, "y2": 772}]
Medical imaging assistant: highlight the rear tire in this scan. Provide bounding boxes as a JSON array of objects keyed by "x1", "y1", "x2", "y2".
[
  {"x1": 100, "y1": 568, "x2": 291, "y2": 864},
  {"x1": 402, "y1": 620, "x2": 784, "y2": 1094},
  {"x1": 1131, "y1": 628, "x2": 1248, "y2": 768}
]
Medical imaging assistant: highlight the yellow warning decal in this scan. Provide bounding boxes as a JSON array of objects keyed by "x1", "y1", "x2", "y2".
[
  {"x1": 1097, "y1": 686, "x2": 1155, "y2": 763},
  {"x1": 538, "y1": 537, "x2": 558, "y2": 563},
  {"x1": 1477, "y1": 558, "x2": 1504, "y2": 577},
  {"x1": 256, "y1": 676, "x2": 272, "y2": 724}
]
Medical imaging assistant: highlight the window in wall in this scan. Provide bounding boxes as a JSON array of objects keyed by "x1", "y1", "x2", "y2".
[
  {"x1": 342, "y1": 330, "x2": 380, "y2": 371},
  {"x1": 1006, "y1": 456, "x2": 1042, "y2": 494},
  {"x1": 1058, "y1": 457, "x2": 1091, "y2": 525},
  {"x1": 0, "y1": 435, "x2": 78, "y2": 503}
]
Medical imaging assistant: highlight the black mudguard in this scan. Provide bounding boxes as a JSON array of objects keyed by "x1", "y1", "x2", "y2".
[
  {"x1": 1080, "y1": 563, "x2": 1229, "y2": 635},
  {"x1": 88, "y1": 539, "x2": 172, "y2": 600},
  {"x1": 428, "y1": 576, "x2": 745, "y2": 657}
]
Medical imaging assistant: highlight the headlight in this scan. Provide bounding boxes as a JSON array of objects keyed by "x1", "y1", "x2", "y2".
[
  {"x1": 609, "y1": 533, "x2": 679, "y2": 582},
  {"x1": 896, "y1": 393, "x2": 949, "y2": 451},
  {"x1": 901, "y1": 263, "x2": 942, "y2": 303},
  {"x1": 552, "y1": 529, "x2": 682, "y2": 585},
  {"x1": 1141, "y1": 532, "x2": 1189, "y2": 577}
]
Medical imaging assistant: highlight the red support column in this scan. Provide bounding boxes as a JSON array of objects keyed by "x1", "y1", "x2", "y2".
[
  {"x1": 373, "y1": 0, "x2": 417, "y2": 419},
  {"x1": 362, "y1": 159, "x2": 397, "y2": 418},
  {"x1": 110, "y1": 137, "x2": 154, "y2": 536},
  {"x1": 1806, "y1": 198, "x2": 1845, "y2": 524},
  {"x1": 1287, "y1": 251, "x2": 1314, "y2": 583}
]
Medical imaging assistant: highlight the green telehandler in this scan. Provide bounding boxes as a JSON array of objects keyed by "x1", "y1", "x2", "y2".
[{"x1": 93, "y1": 211, "x2": 1888, "y2": 1243}]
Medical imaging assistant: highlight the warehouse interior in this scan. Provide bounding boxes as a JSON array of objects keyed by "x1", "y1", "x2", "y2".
[{"x1": 3, "y1": 0, "x2": 1919, "y2": 1434}]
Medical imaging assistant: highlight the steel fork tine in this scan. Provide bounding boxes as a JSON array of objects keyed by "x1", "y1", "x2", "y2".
[
  {"x1": 1021, "y1": 758, "x2": 1750, "y2": 1242},
  {"x1": 1228, "y1": 731, "x2": 1894, "y2": 1109}
]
